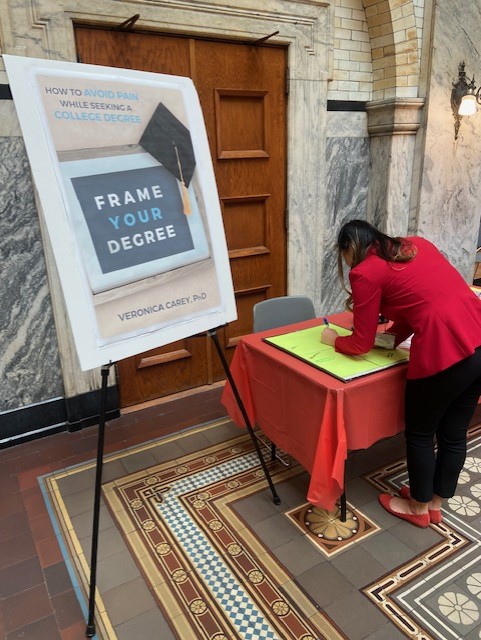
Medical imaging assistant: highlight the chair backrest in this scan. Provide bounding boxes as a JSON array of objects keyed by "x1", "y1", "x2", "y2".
[{"x1": 253, "y1": 295, "x2": 316, "y2": 332}]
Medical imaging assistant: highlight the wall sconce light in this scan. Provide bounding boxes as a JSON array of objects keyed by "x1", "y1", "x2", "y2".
[{"x1": 451, "y1": 61, "x2": 481, "y2": 139}]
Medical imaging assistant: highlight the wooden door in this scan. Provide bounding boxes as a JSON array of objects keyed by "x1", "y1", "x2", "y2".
[{"x1": 75, "y1": 27, "x2": 287, "y2": 406}]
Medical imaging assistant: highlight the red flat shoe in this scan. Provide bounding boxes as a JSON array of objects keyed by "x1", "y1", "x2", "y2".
[
  {"x1": 398, "y1": 486, "x2": 442, "y2": 524},
  {"x1": 378, "y1": 493, "x2": 430, "y2": 528}
]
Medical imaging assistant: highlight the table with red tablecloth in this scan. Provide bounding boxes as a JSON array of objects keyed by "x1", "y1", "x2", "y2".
[{"x1": 221, "y1": 312, "x2": 408, "y2": 511}]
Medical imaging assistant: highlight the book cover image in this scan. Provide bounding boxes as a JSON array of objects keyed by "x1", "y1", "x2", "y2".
[
  {"x1": 264, "y1": 324, "x2": 409, "y2": 382},
  {"x1": 56, "y1": 99, "x2": 210, "y2": 294},
  {"x1": 60, "y1": 150, "x2": 210, "y2": 294},
  {"x1": 30, "y1": 72, "x2": 224, "y2": 347}
]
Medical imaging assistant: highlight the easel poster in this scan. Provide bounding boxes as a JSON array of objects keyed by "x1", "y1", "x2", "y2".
[{"x1": 4, "y1": 54, "x2": 237, "y2": 371}]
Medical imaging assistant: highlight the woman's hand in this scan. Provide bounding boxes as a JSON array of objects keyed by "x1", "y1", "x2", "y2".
[{"x1": 321, "y1": 327, "x2": 339, "y2": 346}]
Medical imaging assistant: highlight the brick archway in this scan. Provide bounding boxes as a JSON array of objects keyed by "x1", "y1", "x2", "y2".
[{"x1": 361, "y1": 0, "x2": 419, "y2": 99}]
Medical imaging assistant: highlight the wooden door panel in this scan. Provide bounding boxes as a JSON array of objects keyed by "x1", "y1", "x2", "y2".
[
  {"x1": 193, "y1": 39, "x2": 286, "y2": 379},
  {"x1": 75, "y1": 27, "x2": 287, "y2": 406},
  {"x1": 215, "y1": 90, "x2": 269, "y2": 158},
  {"x1": 76, "y1": 28, "x2": 192, "y2": 76},
  {"x1": 221, "y1": 196, "x2": 270, "y2": 256},
  {"x1": 224, "y1": 291, "x2": 266, "y2": 349},
  {"x1": 117, "y1": 337, "x2": 210, "y2": 407}
]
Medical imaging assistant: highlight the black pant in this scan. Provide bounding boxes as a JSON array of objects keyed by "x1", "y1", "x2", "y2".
[{"x1": 404, "y1": 346, "x2": 481, "y2": 502}]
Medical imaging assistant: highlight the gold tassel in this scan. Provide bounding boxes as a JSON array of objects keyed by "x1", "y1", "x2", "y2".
[
  {"x1": 174, "y1": 143, "x2": 192, "y2": 215},
  {"x1": 180, "y1": 181, "x2": 191, "y2": 215}
]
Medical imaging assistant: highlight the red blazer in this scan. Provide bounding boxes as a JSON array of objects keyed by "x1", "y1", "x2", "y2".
[{"x1": 334, "y1": 237, "x2": 481, "y2": 379}]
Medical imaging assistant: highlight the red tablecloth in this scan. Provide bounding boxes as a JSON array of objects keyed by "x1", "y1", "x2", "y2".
[{"x1": 221, "y1": 312, "x2": 407, "y2": 511}]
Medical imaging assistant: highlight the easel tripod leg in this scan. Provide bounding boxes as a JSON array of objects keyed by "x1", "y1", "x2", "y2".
[
  {"x1": 86, "y1": 363, "x2": 113, "y2": 637},
  {"x1": 208, "y1": 330, "x2": 281, "y2": 505},
  {"x1": 340, "y1": 491, "x2": 347, "y2": 522}
]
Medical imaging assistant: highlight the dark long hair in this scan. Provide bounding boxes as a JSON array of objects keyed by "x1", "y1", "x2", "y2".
[{"x1": 337, "y1": 219, "x2": 417, "y2": 310}]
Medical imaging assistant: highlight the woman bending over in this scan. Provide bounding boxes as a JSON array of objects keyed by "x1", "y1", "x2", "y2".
[{"x1": 322, "y1": 219, "x2": 481, "y2": 527}]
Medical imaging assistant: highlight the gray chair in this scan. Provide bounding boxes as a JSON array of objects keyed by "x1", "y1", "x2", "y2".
[
  {"x1": 253, "y1": 295, "x2": 316, "y2": 333},
  {"x1": 252, "y1": 295, "x2": 316, "y2": 467}
]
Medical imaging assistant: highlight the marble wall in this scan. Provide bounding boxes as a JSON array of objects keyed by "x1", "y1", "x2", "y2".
[
  {"x1": 415, "y1": 0, "x2": 481, "y2": 279},
  {"x1": 321, "y1": 112, "x2": 370, "y2": 314},
  {"x1": 0, "y1": 137, "x2": 64, "y2": 411}
]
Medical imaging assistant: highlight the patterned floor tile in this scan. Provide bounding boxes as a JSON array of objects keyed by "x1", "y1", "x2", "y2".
[
  {"x1": 286, "y1": 501, "x2": 380, "y2": 556},
  {"x1": 363, "y1": 424, "x2": 481, "y2": 639}
]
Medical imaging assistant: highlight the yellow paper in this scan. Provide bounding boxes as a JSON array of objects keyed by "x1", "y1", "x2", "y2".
[{"x1": 264, "y1": 324, "x2": 409, "y2": 382}]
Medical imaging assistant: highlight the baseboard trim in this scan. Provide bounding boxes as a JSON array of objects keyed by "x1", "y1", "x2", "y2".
[{"x1": 0, "y1": 386, "x2": 120, "y2": 447}]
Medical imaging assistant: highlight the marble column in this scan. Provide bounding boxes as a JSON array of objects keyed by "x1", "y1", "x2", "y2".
[
  {"x1": 322, "y1": 111, "x2": 370, "y2": 314},
  {"x1": 366, "y1": 98, "x2": 425, "y2": 237},
  {"x1": 0, "y1": 136, "x2": 64, "y2": 412}
]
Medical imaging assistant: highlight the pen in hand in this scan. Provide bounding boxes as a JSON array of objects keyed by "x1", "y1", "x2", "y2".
[{"x1": 321, "y1": 317, "x2": 338, "y2": 346}]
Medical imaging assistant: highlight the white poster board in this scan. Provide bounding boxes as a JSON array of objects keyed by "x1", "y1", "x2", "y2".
[{"x1": 4, "y1": 55, "x2": 237, "y2": 371}]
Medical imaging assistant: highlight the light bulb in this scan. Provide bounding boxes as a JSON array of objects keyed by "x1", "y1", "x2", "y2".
[{"x1": 458, "y1": 93, "x2": 477, "y2": 116}]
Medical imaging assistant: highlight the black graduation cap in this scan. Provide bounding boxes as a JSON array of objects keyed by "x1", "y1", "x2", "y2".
[
  {"x1": 139, "y1": 102, "x2": 196, "y2": 215},
  {"x1": 139, "y1": 102, "x2": 196, "y2": 187}
]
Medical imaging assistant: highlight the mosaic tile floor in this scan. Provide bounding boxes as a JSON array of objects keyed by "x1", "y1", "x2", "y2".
[
  {"x1": 364, "y1": 422, "x2": 481, "y2": 640},
  {"x1": 44, "y1": 421, "x2": 343, "y2": 639},
  {"x1": 37, "y1": 415, "x2": 481, "y2": 639}
]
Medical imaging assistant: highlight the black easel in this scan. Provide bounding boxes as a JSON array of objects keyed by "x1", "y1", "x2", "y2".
[
  {"x1": 86, "y1": 362, "x2": 113, "y2": 638},
  {"x1": 207, "y1": 328, "x2": 281, "y2": 505}
]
